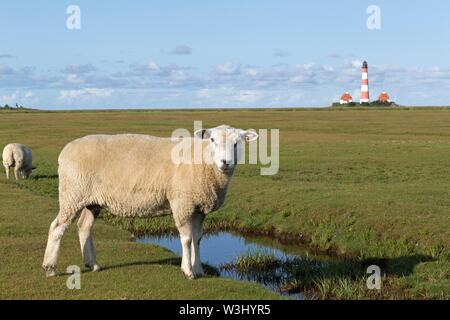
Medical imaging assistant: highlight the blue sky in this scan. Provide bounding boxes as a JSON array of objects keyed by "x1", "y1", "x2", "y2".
[{"x1": 1, "y1": 0, "x2": 450, "y2": 109}]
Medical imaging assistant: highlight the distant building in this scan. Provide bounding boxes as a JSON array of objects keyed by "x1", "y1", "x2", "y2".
[
  {"x1": 378, "y1": 91, "x2": 391, "y2": 103},
  {"x1": 333, "y1": 61, "x2": 395, "y2": 107},
  {"x1": 340, "y1": 92, "x2": 353, "y2": 104}
]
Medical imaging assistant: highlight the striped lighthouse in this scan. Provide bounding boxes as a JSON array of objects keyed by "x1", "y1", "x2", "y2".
[{"x1": 360, "y1": 61, "x2": 370, "y2": 104}]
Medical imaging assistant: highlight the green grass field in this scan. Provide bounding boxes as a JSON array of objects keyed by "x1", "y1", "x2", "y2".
[{"x1": 0, "y1": 108, "x2": 449, "y2": 299}]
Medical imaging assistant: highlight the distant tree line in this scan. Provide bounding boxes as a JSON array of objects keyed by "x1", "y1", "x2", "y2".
[
  {"x1": 332, "y1": 100, "x2": 396, "y2": 107},
  {"x1": 1, "y1": 103, "x2": 26, "y2": 109}
]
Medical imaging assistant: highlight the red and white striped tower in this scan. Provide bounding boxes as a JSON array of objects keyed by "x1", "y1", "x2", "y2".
[{"x1": 360, "y1": 61, "x2": 369, "y2": 104}]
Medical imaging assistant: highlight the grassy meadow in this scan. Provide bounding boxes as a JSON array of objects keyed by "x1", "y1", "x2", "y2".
[{"x1": 0, "y1": 107, "x2": 449, "y2": 299}]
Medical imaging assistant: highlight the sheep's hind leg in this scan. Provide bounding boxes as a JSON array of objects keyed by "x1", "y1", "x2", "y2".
[
  {"x1": 191, "y1": 213, "x2": 205, "y2": 278},
  {"x1": 77, "y1": 206, "x2": 101, "y2": 272},
  {"x1": 3, "y1": 164, "x2": 9, "y2": 179},
  {"x1": 42, "y1": 208, "x2": 81, "y2": 277}
]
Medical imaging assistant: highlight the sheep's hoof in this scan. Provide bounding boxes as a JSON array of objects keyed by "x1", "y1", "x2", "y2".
[
  {"x1": 182, "y1": 267, "x2": 195, "y2": 279},
  {"x1": 192, "y1": 267, "x2": 204, "y2": 278},
  {"x1": 185, "y1": 273, "x2": 195, "y2": 280},
  {"x1": 85, "y1": 263, "x2": 101, "y2": 272},
  {"x1": 92, "y1": 264, "x2": 101, "y2": 272},
  {"x1": 43, "y1": 266, "x2": 56, "y2": 278},
  {"x1": 46, "y1": 270, "x2": 56, "y2": 277}
]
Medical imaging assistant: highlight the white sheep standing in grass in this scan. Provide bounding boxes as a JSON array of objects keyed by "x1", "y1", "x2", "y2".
[
  {"x1": 43, "y1": 125, "x2": 258, "y2": 279},
  {"x1": 2, "y1": 143, "x2": 33, "y2": 180}
]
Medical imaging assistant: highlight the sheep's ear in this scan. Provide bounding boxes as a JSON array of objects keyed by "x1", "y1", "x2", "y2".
[
  {"x1": 239, "y1": 129, "x2": 258, "y2": 142},
  {"x1": 194, "y1": 129, "x2": 212, "y2": 139}
]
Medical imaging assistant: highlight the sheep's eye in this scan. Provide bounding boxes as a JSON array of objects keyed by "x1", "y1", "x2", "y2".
[{"x1": 210, "y1": 138, "x2": 215, "y2": 143}]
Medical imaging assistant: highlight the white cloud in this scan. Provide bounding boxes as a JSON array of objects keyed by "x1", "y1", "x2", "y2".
[
  {"x1": 0, "y1": 64, "x2": 15, "y2": 75},
  {"x1": 290, "y1": 75, "x2": 312, "y2": 83},
  {"x1": 66, "y1": 74, "x2": 84, "y2": 84},
  {"x1": 147, "y1": 62, "x2": 161, "y2": 72},
  {"x1": 246, "y1": 68, "x2": 258, "y2": 77},
  {"x1": 3, "y1": 58, "x2": 450, "y2": 108},
  {"x1": 239, "y1": 90, "x2": 261, "y2": 103},
  {"x1": 63, "y1": 64, "x2": 97, "y2": 74},
  {"x1": 197, "y1": 89, "x2": 210, "y2": 98},
  {"x1": 215, "y1": 62, "x2": 241, "y2": 75},
  {"x1": 59, "y1": 88, "x2": 114, "y2": 100},
  {"x1": 196, "y1": 87, "x2": 262, "y2": 105},
  {"x1": 351, "y1": 60, "x2": 363, "y2": 68},
  {"x1": 1, "y1": 92, "x2": 18, "y2": 104},
  {"x1": 170, "y1": 70, "x2": 188, "y2": 82},
  {"x1": 0, "y1": 90, "x2": 37, "y2": 106},
  {"x1": 128, "y1": 62, "x2": 191, "y2": 78}
]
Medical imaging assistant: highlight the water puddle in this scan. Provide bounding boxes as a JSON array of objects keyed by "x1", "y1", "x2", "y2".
[{"x1": 137, "y1": 231, "x2": 333, "y2": 299}]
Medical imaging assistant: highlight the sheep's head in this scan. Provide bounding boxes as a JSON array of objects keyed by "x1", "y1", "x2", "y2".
[{"x1": 194, "y1": 125, "x2": 258, "y2": 174}]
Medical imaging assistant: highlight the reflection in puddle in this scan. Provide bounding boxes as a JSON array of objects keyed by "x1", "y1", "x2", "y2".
[{"x1": 138, "y1": 232, "x2": 331, "y2": 299}]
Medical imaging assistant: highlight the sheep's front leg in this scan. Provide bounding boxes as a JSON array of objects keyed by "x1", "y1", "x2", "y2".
[
  {"x1": 14, "y1": 167, "x2": 20, "y2": 180},
  {"x1": 191, "y1": 213, "x2": 205, "y2": 278},
  {"x1": 177, "y1": 222, "x2": 194, "y2": 279},
  {"x1": 171, "y1": 200, "x2": 196, "y2": 279}
]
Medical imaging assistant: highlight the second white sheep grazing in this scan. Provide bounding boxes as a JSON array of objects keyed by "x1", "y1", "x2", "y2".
[
  {"x1": 43, "y1": 125, "x2": 258, "y2": 279},
  {"x1": 2, "y1": 143, "x2": 33, "y2": 180}
]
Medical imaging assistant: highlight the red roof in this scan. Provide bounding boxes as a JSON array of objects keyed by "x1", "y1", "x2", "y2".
[
  {"x1": 340, "y1": 92, "x2": 352, "y2": 101},
  {"x1": 379, "y1": 92, "x2": 390, "y2": 102}
]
